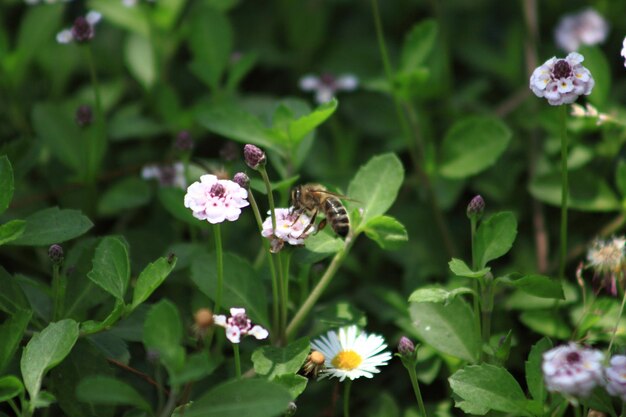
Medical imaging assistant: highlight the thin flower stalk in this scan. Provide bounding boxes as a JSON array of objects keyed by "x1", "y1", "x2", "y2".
[
  {"x1": 607, "y1": 289, "x2": 626, "y2": 356},
  {"x1": 84, "y1": 46, "x2": 105, "y2": 183},
  {"x1": 213, "y1": 224, "x2": 224, "y2": 314},
  {"x1": 559, "y1": 105, "x2": 569, "y2": 281}
]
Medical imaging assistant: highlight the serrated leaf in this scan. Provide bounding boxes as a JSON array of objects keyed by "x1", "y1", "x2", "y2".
[
  {"x1": 498, "y1": 274, "x2": 564, "y2": 299},
  {"x1": 449, "y1": 364, "x2": 532, "y2": 416},
  {"x1": 87, "y1": 237, "x2": 130, "y2": 301},
  {"x1": 131, "y1": 256, "x2": 177, "y2": 310},
  {"x1": 143, "y1": 300, "x2": 185, "y2": 376},
  {"x1": 0, "y1": 156, "x2": 14, "y2": 215},
  {"x1": 0, "y1": 220, "x2": 26, "y2": 246},
  {"x1": 409, "y1": 298, "x2": 480, "y2": 362},
  {"x1": 474, "y1": 212, "x2": 517, "y2": 268},
  {"x1": 184, "y1": 379, "x2": 292, "y2": 417},
  {"x1": 439, "y1": 116, "x2": 511, "y2": 179},
  {"x1": 525, "y1": 337, "x2": 552, "y2": 403},
  {"x1": 191, "y1": 252, "x2": 268, "y2": 327},
  {"x1": 9, "y1": 207, "x2": 93, "y2": 246},
  {"x1": 347, "y1": 153, "x2": 404, "y2": 227},
  {"x1": 252, "y1": 337, "x2": 310, "y2": 379},
  {"x1": 408, "y1": 287, "x2": 474, "y2": 304},
  {"x1": 448, "y1": 258, "x2": 490, "y2": 279},
  {"x1": 363, "y1": 215, "x2": 408, "y2": 250},
  {"x1": 0, "y1": 309, "x2": 32, "y2": 373},
  {"x1": 21, "y1": 319, "x2": 79, "y2": 404},
  {"x1": 76, "y1": 375, "x2": 151, "y2": 412}
]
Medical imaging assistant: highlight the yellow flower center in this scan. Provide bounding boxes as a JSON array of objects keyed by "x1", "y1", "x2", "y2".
[{"x1": 331, "y1": 350, "x2": 362, "y2": 370}]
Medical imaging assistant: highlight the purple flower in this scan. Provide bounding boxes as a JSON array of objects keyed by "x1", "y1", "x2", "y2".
[
  {"x1": 605, "y1": 355, "x2": 626, "y2": 401},
  {"x1": 213, "y1": 308, "x2": 268, "y2": 344},
  {"x1": 299, "y1": 73, "x2": 358, "y2": 104},
  {"x1": 57, "y1": 11, "x2": 102, "y2": 44},
  {"x1": 530, "y1": 53, "x2": 594, "y2": 106},
  {"x1": 621, "y1": 38, "x2": 626, "y2": 68},
  {"x1": 183, "y1": 174, "x2": 249, "y2": 224},
  {"x1": 243, "y1": 144, "x2": 266, "y2": 170},
  {"x1": 397, "y1": 336, "x2": 415, "y2": 356},
  {"x1": 554, "y1": 9, "x2": 609, "y2": 52},
  {"x1": 48, "y1": 244, "x2": 64, "y2": 265},
  {"x1": 542, "y1": 343, "x2": 604, "y2": 398}
]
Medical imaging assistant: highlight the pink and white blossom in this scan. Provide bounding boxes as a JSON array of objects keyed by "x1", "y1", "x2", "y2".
[
  {"x1": 299, "y1": 73, "x2": 358, "y2": 104},
  {"x1": 141, "y1": 162, "x2": 186, "y2": 189},
  {"x1": 56, "y1": 11, "x2": 102, "y2": 44},
  {"x1": 554, "y1": 9, "x2": 609, "y2": 52},
  {"x1": 261, "y1": 208, "x2": 315, "y2": 246},
  {"x1": 214, "y1": 308, "x2": 269, "y2": 344},
  {"x1": 542, "y1": 343, "x2": 604, "y2": 398},
  {"x1": 621, "y1": 37, "x2": 626, "y2": 68},
  {"x1": 184, "y1": 174, "x2": 249, "y2": 224},
  {"x1": 605, "y1": 355, "x2": 626, "y2": 401},
  {"x1": 530, "y1": 52, "x2": 594, "y2": 106}
]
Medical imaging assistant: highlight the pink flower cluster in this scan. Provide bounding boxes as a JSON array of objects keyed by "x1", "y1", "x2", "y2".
[
  {"x1": 184, "y1": 174, "x2": 249, "y2": 224},
  {"x1": 214, "y1": 308, "x2": 269, "y2": 344}
]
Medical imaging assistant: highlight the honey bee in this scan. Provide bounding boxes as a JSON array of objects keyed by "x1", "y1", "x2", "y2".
[{"x1": 290, "y1": 183, "x2": 350, "y2": 238}]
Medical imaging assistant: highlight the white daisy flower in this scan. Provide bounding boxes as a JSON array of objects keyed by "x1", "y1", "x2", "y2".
[{"x1": 311, "y1": 325, "x2": 391, "y2": 381}]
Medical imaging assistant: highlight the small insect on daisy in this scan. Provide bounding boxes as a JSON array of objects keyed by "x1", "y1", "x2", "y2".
[{"x1": 311, "y1": 325, "x2": 391, "y2": 381}]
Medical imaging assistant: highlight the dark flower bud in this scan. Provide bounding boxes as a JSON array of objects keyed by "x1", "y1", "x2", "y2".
[
  {"x1": 397, "y1": 336, "x2": 415, "y2": 356},
  {"x1": 466, "y1": 195, "x2": 485, "y2": 220},
  {"x1": 48, "y1": 244, "x2": 64, "y2": 265},
  {"x1": 71, "y1": 16, "x2": 94, "y2": 43},
  {"x1": 174, "y1": 131, "x2": 194, "y2": 152},
  {"x1": 233, "y1": 172, "x2": 249, "y2": 189},
  {"x1": 75, "y1": 105, "x2": 93, "y2": 127},
  {"x1": 243, "y1": 144, "x2": 266, "y2": 170}
]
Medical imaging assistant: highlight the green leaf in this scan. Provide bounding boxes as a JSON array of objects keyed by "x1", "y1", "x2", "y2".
[
  {"x1": 87, "y1": 0, "x2": 149, "y2": 36},
  {"x1": 20, "y1": 319, "x2": 79, "y2": 404},
  {"x1": 170, "y1": 352, "x2": 222, "y2": 386},
  {"x1": 529, "y1": 170, "x2": 620, "y2": 212},
  {"x1": 191, "y1": 252, "x2": 269, "y2": 327},
  {"x1": 448, "y1": 258, "x2": 490, "y2": 279},
  {"x1": 143, "y1": 300, "x2": 185, "y2": 376},
  {"x1": 184, "y1": 379, "x2": 292, "y2": 417},
  {"x1": 98, "y1": 177, "x2": 152, "y2": 217},
  {"x1": 303, "y1": 232, "x2": 343, "y2": 254},
  {"x1": 616, "y1": 160, "x2": 626, "y2": 200},
  {"x1": 196, "y1": 104, "x2": 278, "y2": 150},
  {"x1": 0, "y1": 309, "x2": 32, "y2": 373},
  {"x1": 408, "y1": 287, "x2": 474, "y2": 304},
  {"x1": 50, "y1": 339, "x2": 116, "y2": 417},
  {"x1": 363, "y1": 215, "x2": 408, "y2": 250},
  {"x1": 252, "y1": 337, "x2": 310, "y2": 380},
  {"x1": 474, "y1": 212, "x2": 517, "y2": 269},
  {"x1": 273, "y1": 374, "x2": 308, "y2": 399},
  {"x1": 0, "y1": 220, "x2": 26, "y2": 246},
  {"x1": 87, "y1": 237, "x2": 130, "y2": 301},
  {"x1": 0, "y1": 155, "x2": 14, "y2": 215},
  {"x1": 401, "y1": 19, "x2": 438, "y2": 70},
  {"x1": 525, "y1": 337, "x2": 552, "y2": 403},
  {"x1": 131, "y1": 256, "x2": 177, "y2": 310},
  {"x1": 125, "y1": 33, "x2": 157, "y2": 90},
  {"x1": 449, "y1": 364, "x2": 532, "y2": 416},
  {"x1": 409, "y1": 298, "x2": 480, "y2": 362},
  {"x1": 9, "y1": 207, "x2": 93, "y2": 246},
  {"x1": 439, "y1": 116, "x2": 511, "y2": 179},
  {"x1": 0, "y1": 375, "x2": 23, "y2": 403},
  {"x1": 579, "y1": 46, "x2": 610, "y2": 106},
  {"x1": 76, "y1": 375, "x2": 151, "y2": 412},
  {"x1": 187, "y1": 4, "x2": 232, "y2": 89},
  {"x1": 287, "y1": 99, "x2": 337, "y2": 145},
  {"x1": 0, "y1": 266, "x2": 29, "y2": 315},
  {"x1": 497, "y1": 274, "x2": 564, "y2": 299},
  {"x1": 520, "y1": 310, "x2": 570, "y2": 339},
  {"x1": 347, "y1": 153, "x2": 404, "y2": 227}
]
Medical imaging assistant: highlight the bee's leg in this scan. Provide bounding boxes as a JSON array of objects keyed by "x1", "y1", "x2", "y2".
[
  {"x1": 301, "y1": 209, "x2": 318, "y2": 235},
  {"x1": 315, "y1": 219, "x2": 327, "y2": 235},
  {"x1": 290, "y1": 208, "x2": 305, "y2": 226}
]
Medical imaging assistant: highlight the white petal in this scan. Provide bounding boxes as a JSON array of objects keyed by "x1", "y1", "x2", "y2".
[
  {"x1": 248, "y1": 325, "x2": 269, "y2": 340},
  {"x1": 299, "y1": 75, "x2": 320, "y2": 91},
  {"x1": 56, "y1": 29, "x2": 73, "y2": 44},
  {"x1": 86, "y1": 11, "x2": 102, "y2": 25}
]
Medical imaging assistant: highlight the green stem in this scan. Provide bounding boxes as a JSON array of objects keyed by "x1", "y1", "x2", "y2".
[
  {"x1": 233, "y1": 343, "x2": 242, "y2": 378},
  {"x1": 573, "y1": 404, "x2": 581, "y2": 417},
  {"x1": 247, "y1": 188, "x2": 280, "y2": 338},
  {"x1": 620, "y1": 401, "x2": 625, "y2": 417},
  {"x1": 286, "y1": 236, "x2": 356, "y2": 339},
  {"x1": 559, "y1": 106, "x2": 569, "y2": 281},
  {"x1": 84, "y1": 45, "x2": 105, "y2": 184},
  {"x1": 470, "y1": 217, "x2": 481, "y2": 340},
  {"x1": 259, "y1": 167, "x2": 277, "y2": 232},
  {"x1": 607, "y1": 287, "x2": 626, "y2": 356},
  {"x1": 8, "y1": 398, "x2": 21, "y2": 417},
  {"x1": 343, "y1": 380, "x2": 352, "y2": 417},
  {"x1": 280, "y1": 251, "x2": 292, "y2": 343},
  {"x1": 52, "y1": 264, "x2": 65, "y2": 321},
  {"x1": 276, "y1": 252, "x2": 286, "y2": 343},
  {"x1": 407, "y1": 365, "x2": 428, "y2": 417},
  {"x1": 480, "y1": 275, "x2": 494, "y2": 362},
  {"x1": 214, "y1": 224, "x2": 224, "y2": 314}
]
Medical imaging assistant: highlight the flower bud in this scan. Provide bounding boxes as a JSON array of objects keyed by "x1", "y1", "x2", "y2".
[
  {"x1": 71, "y1": 16, "x2": 94, "y2": 43},
  {"x1": 75, "y1": 105, "x2": 93, "y2": 127},
  {"x1": 397, "y1": 336, "x2": 415, "y2": 356},
  {"x1": 174, "y1": 131, "x2": 194, "y2": 152},
  {"x1": 243, "y1": 144, "x2": 266, "y2": 170},
  {"x1": 466, "y1": 195, "x2": 485, "y2": 220},
  {"x1": 285, "y1": 402, "x2": 297, "y2": 417},
  {"x1": 194, "y1": 308, "x2": 214, "y2": 329},
  {"x1": 48, "y1": 244, "x2": 64, "y2": 265},
  {"x1": 233, "y1": 172, "x2": 250, "y2": 189}
]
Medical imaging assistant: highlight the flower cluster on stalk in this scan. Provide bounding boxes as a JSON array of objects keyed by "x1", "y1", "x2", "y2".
[
  {"x1": 184, "y1": 174, "x2": 249, "y2": 224},
  {"x1": 299, "y1": 73, "x2": 358, "y2": 104},
  {"x1": 554, "y1": 8, "x2": 609, "y2": 52},
  {"x1": 57, "y1": 12, "x2": 102, "y2": 44},
  {"x1": 214, "y1": 308, "x2": 269, "y2": 344},
  {"x1": 529, "y1": 52, "x2": 594, "y2": 106},
  {"x1": 261, "y1": 208, "x2": 316, "y2": 251}
]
